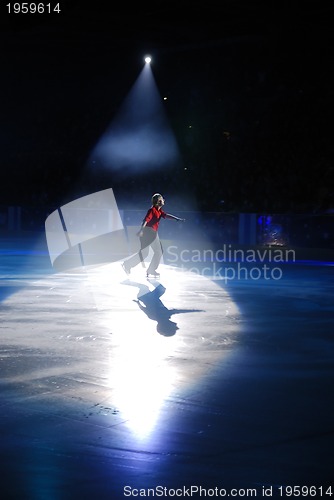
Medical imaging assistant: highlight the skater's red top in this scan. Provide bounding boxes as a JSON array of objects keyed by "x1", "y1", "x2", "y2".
[{"x1": 143, "y1": 206, "x2": 167, "y2": 231}]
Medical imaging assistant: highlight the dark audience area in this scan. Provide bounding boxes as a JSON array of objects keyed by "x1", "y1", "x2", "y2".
[
  {"x1": 2, "y1": 51, "x2": 332, "y2": 216},
  {"x1": 1, "y1": 2, "x2": 333, "y2": 241}
]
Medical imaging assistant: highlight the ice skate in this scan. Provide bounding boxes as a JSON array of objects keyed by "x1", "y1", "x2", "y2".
[{"x1": 146, "y1": 271, "x2": 160, "y2": 279}]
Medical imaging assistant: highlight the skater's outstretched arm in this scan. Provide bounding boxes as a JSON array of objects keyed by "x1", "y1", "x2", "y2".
[{"x1": 165, "y1": 213, "x2": 186, "y2": 222}]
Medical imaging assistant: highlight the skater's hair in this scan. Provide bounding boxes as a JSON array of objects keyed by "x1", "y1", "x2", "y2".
[{"x1": 151, "y1": 193, "x2": 163, "y2": 206}]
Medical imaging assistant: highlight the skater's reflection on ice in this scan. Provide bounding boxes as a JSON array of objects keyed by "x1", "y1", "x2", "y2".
[{"x1": 123, "y1": 280, "x2": 203, "y2": 336}]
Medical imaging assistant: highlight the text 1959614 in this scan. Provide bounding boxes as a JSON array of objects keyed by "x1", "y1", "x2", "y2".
[{"x1": 6, "y1": 3, "x2": 61, "y2": 14}]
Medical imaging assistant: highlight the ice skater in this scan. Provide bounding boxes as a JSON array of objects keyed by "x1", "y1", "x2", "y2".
[{"x1": 122, "y1": 193, "x2": 185, "y2": 278}]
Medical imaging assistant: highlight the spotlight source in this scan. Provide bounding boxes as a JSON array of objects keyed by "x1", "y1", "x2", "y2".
[{"x1": 144, "y1": 55, "x2": 152, "y2": 64}]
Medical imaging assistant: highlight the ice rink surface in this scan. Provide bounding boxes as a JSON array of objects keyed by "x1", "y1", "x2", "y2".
[{"x1": 1, "y1": 234, "x2": 334, "y2": 499}]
